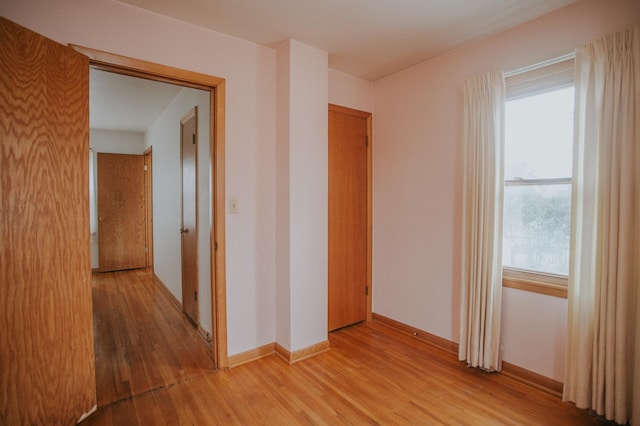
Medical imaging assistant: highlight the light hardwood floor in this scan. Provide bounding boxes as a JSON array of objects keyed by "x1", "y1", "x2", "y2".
[
  {"x1": 91, "y1": 269, "x2": 214, "y2": 408},
  {"x1": 86, "y1": 269, "x2": 612, "y2": 425}
]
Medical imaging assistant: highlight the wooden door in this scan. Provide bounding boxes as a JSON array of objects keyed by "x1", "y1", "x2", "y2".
[
  {"x1": 0, "y1": 17, "x2": 97, "y2": 424},
  {"x1": 144, "y1": 148, "x2": 153, "y2": 268},
  {"x1": 181, "y1": 108, "x2": 199, "y2": 325},
  {"x1": 328, "y1": 105, "x2": 369, "y2": 331},
  {"x1": 97, "y1": 153, "x2": 146, "y2": 272}
]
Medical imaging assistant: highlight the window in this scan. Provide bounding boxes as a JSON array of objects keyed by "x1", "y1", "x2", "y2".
[{"x1": 502, "y1": 56, "x2": 575, "y2": 293}]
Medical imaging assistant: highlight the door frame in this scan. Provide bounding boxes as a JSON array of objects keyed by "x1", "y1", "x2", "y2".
[
  {"x1": 328, "y1": 104, "x2": 373, "y2": 324},
  {"x1": 74, "y1": 45, "x2": 228, "y2": 369}
]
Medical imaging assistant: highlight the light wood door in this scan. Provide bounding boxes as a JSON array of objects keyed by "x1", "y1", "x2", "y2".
[
  {"x1": 0, "y1": 17, "x2": 97, "y2": 424},
  {"x1": 97, "y1": 153, "x2": 146, "y2": 272},
  {"x1": 144, "y1": 148, "x2": 154, "y2": 268},
  {"x1": 181, "y1": 108, "x2": 199, "y2": 325},
  {"x1": 144, "y1": 148, "x2": 153, "y2": 268},
  {"x1": 328, "y1": 105, "x2": 369, "y2": 331}
]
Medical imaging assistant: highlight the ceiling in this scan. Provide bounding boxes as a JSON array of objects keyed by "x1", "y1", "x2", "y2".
[
  {"x1": 90, "y1": 68, "x2": 184, "y2": 132},
  {"x1": 92, "y1": 0, "x2": 577, "y2": 132},
  {"x1": 117, "y1": 0, "x2": 577, "y2": 82}
]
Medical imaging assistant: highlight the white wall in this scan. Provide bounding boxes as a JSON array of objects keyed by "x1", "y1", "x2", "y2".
[
  {"x1": 288, "y1": 40, "x2": 328, "y2": 351},
  {"x1": 1, "y1": 0, "x2": 277, "y2": 357},
  {"x1": 501, "y1": 288, "x2": 568, "y2": 380},
  {"x1": 276, "y1": 40, "x2": 329, "y2": 352},
  {"x1": 328, "y1": 69, "x2": 373, "y2": 113},
  {"x1": 144, "y1": 87, "x2": 213, "y2": 334},
  {"x1": 372, "y1": 0, "x2": 640, "y2": 381},
  {"x1": 275, "y1": 40, "x2": 292, "y2": 350},
  {"x1": 91, "y1": 129, "x2": 146, "y2": 154},
  {"x1": 89, "y1": 129, "x2": 146, "y2": 269}
]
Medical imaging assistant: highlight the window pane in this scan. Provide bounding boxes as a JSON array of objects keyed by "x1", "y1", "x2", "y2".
[
  {"x1": 502, "y1": 184, "x2": 571, "y2": 275},
  {"x1": 505, "y1": 87, "x2": 574, "y2": 180}
]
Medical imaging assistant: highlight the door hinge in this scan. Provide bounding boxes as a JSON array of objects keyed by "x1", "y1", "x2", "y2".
[
  {"x1": 192, "y1": 134, "x2": 196, "y2": 144},
  {"x1": 365, "y1": 285, "x2": 369, "y2": 296},
  {"x1": 214, "y1": 241, "x2": 218, "y2": 251},
  {"x1": 144, "y1": 247, "x2": 148, "y2": 253},
  {"x1": 194, "y1": 290, "x2": 198, "y2": 301},
  {"x1": 365, "y1": 135, "x2": 369, "y2": 147},
  {"x1": 144, "y1": 164, "x2": 148, "y2": 171}
]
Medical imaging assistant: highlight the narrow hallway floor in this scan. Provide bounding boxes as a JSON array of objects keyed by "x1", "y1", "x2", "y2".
[{"x1": 92, "y1": 269, "x2": 214, "y2": 408}]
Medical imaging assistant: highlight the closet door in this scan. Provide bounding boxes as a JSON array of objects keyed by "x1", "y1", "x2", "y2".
[{"x1": 328, "y1": 105, "x2": 369, "y2": 331}]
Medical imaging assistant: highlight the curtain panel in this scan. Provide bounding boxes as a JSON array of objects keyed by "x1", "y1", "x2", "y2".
[
  {"x1": 459, "y1": 71, "x2": 505, "y2": 372},
  {"x1": 564, "y1": 26, "x2": 640, "y2": 425}
]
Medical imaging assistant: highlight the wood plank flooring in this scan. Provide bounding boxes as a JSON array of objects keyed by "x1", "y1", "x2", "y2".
[
  {"x1": 91, "y1": 269, "x2": 214, "y2": 408},
  {"x1": 86, "y1": 269, "x2": 612, "y2": 425}
]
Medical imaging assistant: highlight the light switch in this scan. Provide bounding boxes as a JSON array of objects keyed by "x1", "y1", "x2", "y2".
[{"x1": 229, "y1": 198, "x2": 239, "y2": 214}]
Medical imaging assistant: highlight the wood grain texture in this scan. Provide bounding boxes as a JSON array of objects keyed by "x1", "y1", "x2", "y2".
[
  {"x1": 196, "y1": 324, "x2": 213, "y2": 349},
  {"x1": 71, "y1": 45, "x2": 224, "y2": 90},
  {"x1": 502, "y1": 360, "x2": 564, "y2": 397},
  {"x1": 328, "y1": 105, "x2": 370, "y2": 331},
  {"x1": 97, "y1": 153, "x2": 146, "y2": 272},
  {"x1": 503, "y1": 276, "x2": 568, "y2": 298},
  {"x1": 85, "y1": 273, "x2": 612, "y2": 425},
  {"x1": 374, "y1": 312, "x2": 567, "y2": 397},
  {"x1": 274, "y1": 340, "x2": 331, "y2": 365},
  {"x1": 211, "y1": 82, "x2": 228, "y2": 369},
  {"x1": 228, "y1": 343, "x2": 276, "y2": 368},
  {"x1": 289, "y1": 340, "x2": 331, "y2": 364},
  {"x1": 92, "y1": 269, "x2": 214, "y2": 408},
  {"x1": 152, "y1": 273, "x2": 182, "y2": 313},
  {"x1": 373, "y1": 313, "x2": 459, "y2": 354},
  {"x1": 143, "y1": 147, "x2": 153, "y2": 268},
  {"x1": 366, "y1": 112, "x2": 373, "y2": 322},
  {"x1": 180, "y1": 108, "x2": 199, "y2": 325},
  {"x1": 0, "y1": 17, "x2": 96, "y2": 424}
]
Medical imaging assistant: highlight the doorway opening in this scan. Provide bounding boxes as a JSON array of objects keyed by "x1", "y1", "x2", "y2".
[{"x1": 77, "y1": 45, "x2": 228, "y2": 370}]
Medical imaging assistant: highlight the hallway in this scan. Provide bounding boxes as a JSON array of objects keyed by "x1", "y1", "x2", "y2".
[{"x1": 92, "y1": 269, "x2": 215, "y2": 408}]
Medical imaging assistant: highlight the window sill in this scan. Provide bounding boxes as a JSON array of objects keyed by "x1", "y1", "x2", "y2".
[{"x1": 502, "y1": 268, "x2": 568, "y2": 299}]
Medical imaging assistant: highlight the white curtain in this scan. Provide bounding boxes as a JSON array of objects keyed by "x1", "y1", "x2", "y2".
[
  {"x1": 459, "y1": 71, "x2": 505, "y2": 372},
  {"x1": 564, "y1": 26, "x2": 640, "y2": 425}
]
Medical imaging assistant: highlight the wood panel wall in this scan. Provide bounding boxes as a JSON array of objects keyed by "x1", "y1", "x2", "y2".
[{"x1": 0, "y1": 17, "x2": 97, "y2": 424}]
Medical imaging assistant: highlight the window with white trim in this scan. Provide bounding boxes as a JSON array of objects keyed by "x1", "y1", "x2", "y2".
[{"x1": 503, "y1": 56, "x2": 575, "y2": 281}]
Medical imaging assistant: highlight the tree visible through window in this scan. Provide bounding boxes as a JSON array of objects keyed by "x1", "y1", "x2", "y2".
[{"x1": 502, "y1": 86, "x2": 574, "y2": 276}]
